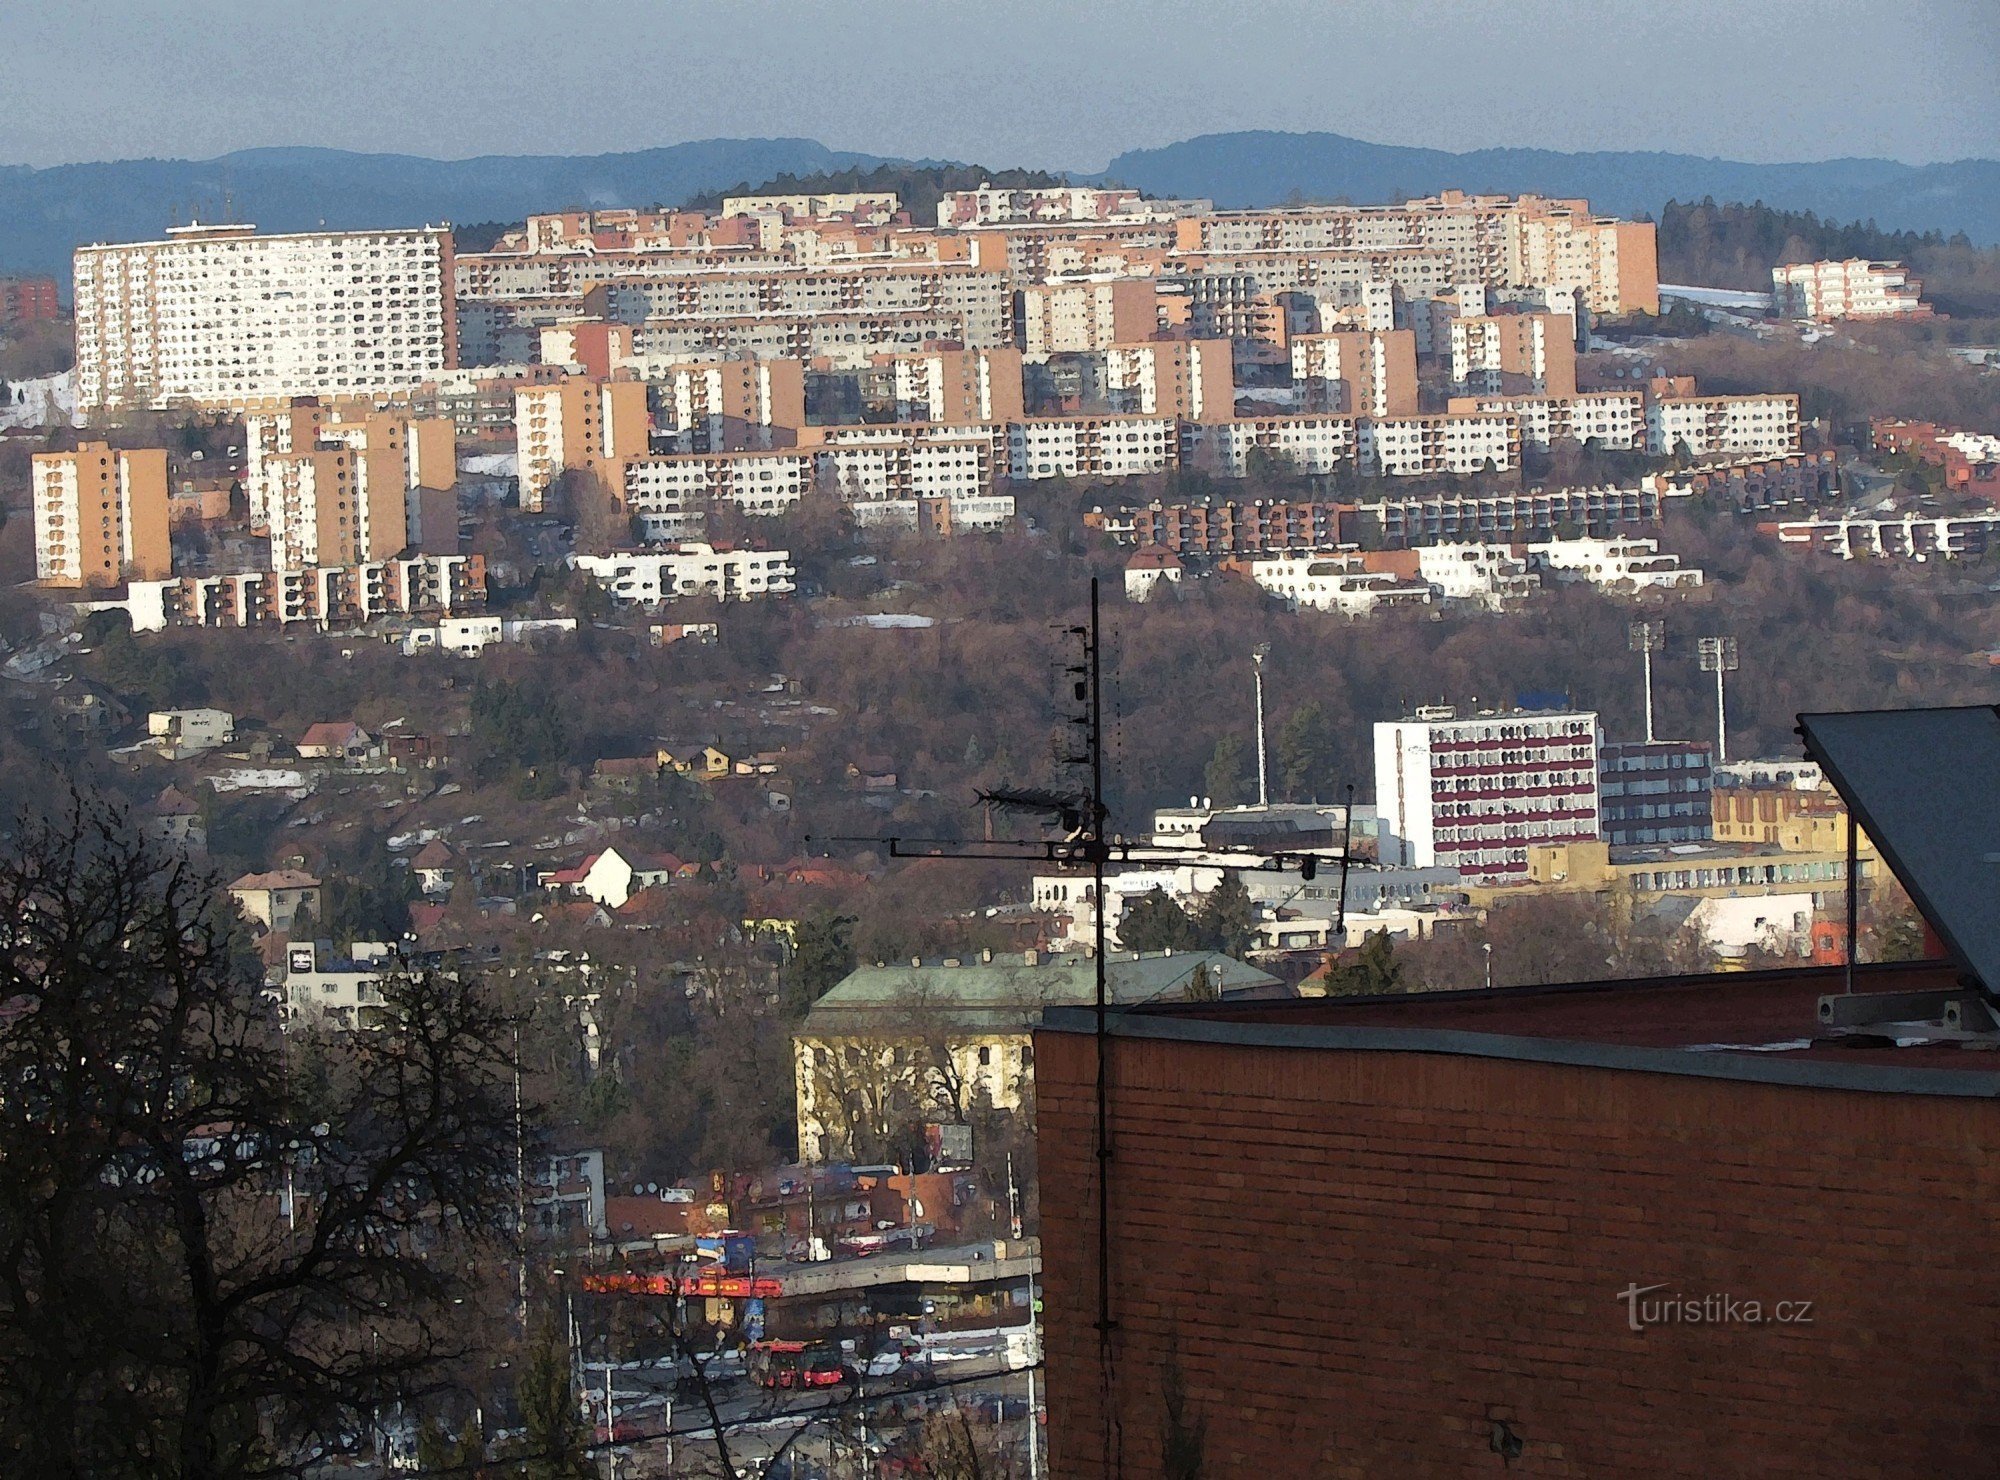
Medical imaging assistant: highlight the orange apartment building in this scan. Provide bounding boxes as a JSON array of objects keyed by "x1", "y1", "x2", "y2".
[
  {"x1": 32, "y1": 443, "x2": 171, "y2": 588},
  {"x1": 1289, "y1": 330, "x2": 1419, "y2": 416},
  {"x1": 1016, "y1": 279, "x2": 1161, "y2": 360},
  {"x1": 875, "y1": 347, "x2": 1027, "y2": 423},
  {"x1": 514, "y1": 377, "x2": 651, "y2": 511},
  {"x1": 1450, "y1": 311, "x2": 1578, "y2": 397}
]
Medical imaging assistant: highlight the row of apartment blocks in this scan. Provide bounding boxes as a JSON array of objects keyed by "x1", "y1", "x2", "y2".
[
  {"x1": 1092, "y1": 452, "x2": 1839, "y2": 557},
  {"x1": 1217, "y1": 534, "x2": 1701, "y2": 614},
  {"x1": 512, "y1": 367, "x2": 1799, "y2": 518},
  {"x1": 35, "y1": 399, "x2": 464, "y2": 591},
  {"x1": 114, "y1": 554, "x2": 486, "y2": 632},
  {"x1": 66, "y1": 191, "x2": 1659, "y2": 415}
]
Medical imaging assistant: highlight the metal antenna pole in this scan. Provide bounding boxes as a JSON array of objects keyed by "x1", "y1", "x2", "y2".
[{"x1": 1252, "y1": 643, "x2": 1271, "y2": 807}]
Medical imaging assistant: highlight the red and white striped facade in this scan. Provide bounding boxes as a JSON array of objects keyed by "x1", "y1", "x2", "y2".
[{"x1": 1374, "y1": 708, "x2": 1601, "y2": 884}]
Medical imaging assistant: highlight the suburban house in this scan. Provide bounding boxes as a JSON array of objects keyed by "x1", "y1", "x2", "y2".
[
  {"x1": 544, "y1": 845, "x2": 690, "y2": 910},
  {"x1": 227, "y1": 869, "x2": 323, "y2": 934},
  {"x1": 591, "y1": 756, "x2": 661, "y2": 791},
  {"x1": 411, "y1": 839, "x2": 457, "y2": 898},
  {"x1": 296, "y1": 721, "x2": 375, "y2": 764},
  {"x1": 657, "y1": 742, "x2": 734, "y2": 778},
  {"x1": 846, "y1": 755, "x2": 899, "y2": 791},
  {"x1": 147, "y1": 707, "x2": 235, "y2": 758},
  {"x1": 144, "y1": 784, "x2": 206, "y2": 853}
]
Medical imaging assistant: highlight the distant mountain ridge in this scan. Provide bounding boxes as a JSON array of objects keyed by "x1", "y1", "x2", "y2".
[
  {"x1": 2, "y1": 131, "x2": 1995, "y2": 282},
  {"x1": 1092, "y1": 131, "x2": 2000, "y2": 247},
  {"x1": 0, "y1": 139, "x2": 902, "y2": 278}
]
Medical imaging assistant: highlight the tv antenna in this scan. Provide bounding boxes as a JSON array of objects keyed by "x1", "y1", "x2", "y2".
[{"x1": 814, "y1": 577, "x2": 1347, "y2": 1478}]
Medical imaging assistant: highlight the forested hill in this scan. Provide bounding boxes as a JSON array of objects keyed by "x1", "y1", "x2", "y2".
[
  {"x1": 1095, "y1": 131, "x2": 2000, "y2": 246},
  {"x1": 0, "y1": 139, "x2": 902, "y2": 278},
  {"x1": 1656, "y1": 199, "x2": 2000, "y2": 318}
]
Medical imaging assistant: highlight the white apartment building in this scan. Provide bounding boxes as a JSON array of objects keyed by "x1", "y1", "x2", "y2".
[
  {"x1": 1456, "y1": 393, "x2": 1644, "y2": 451},
  {"x1": 1101, "y1": 341, "x2": 1233, "y2": 419},
  {"x1": 622, "y1": 450, "x2": 816, "y2": 539},
  {"x1": 1186, "y1": 416, "x2": 1359, "y2": 477},
  {"x1": 1240, "y1": 552, "x2": 1434, "y2": 615},
  {"x1": 937, "y1": 186, "x2": 1209, "y2": 228},
  {"x1": 1449, "y1": 313, "x2": 1575, "y2": 397},
  {"x1": 1008, "y1": 417, "x2": 1178, "y2": 481},
  {"x1": 1772, "y1": 260, "x2": 1928, "y2": 321},
  {"x1": 73, "y1": 223, "x2": 454, "y2": 414},
  {"x1": 32, "y1": 444, "x2": 170, "y2": 587},
  {"x1": 1359, "y1": 416, "x2": 1520, "y2": 477},
  {"x1": 1529, "y1": 536, "x2": 1703, "y2": 591},
  {"x1": 1373, "y1": 707, "x2": 1603, "y2": 885},
  {"x1": 1646, "y1": 394, "x2": 1800, "y2": 460},
  {"x1": 1415, "y1": 544, "x2": 1540, "y2": 607},
  {"x1": 1017, "y1": 280, "x2": 1159, "y2": 361},
  {"x1": 571, "y1": 544, "x2": 795, "y2": 605},
  {"x1": 1288, "y1": 331, "x2": 1417, "y2": 417},
  {"x1": 514, "y1": 379, "x2": 649, "y2": 511}
]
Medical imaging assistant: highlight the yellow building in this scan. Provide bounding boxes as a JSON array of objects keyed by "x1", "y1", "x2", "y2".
[{"x1": 1465, "y1": 826, "x2": 1880, "y2": 914}]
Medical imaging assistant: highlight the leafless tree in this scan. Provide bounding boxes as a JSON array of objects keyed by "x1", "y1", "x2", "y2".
[{"x1": 0, "y1": 796, "x2": 531, "y2": 1479}]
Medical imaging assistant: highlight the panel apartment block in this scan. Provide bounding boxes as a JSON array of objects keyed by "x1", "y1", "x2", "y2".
[{"x1": 73, "y1": 223, "x2": 455, "y2": 413}]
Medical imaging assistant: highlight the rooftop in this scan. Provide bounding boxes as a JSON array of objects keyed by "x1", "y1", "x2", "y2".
[
  {"x1": 1043, "y1": 959, "x2": 2000, "y2": 1088},
  {"x1": 806, "y1": 950, "x2": 1282, "y2": 1034}
]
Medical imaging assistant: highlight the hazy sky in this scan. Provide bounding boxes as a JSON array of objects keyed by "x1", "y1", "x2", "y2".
[{"x1": 10, "y1": 0, "x2": 1998, "y2": 170}]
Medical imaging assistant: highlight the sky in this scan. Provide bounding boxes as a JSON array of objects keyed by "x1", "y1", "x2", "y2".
[{"x1": 8, "y1": 0, "x2": 1998, "y2": 171}]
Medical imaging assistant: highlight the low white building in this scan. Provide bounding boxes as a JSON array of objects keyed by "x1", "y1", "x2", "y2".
[
  {"x1": 1415, "y1": 544, "x2": 1540, "y2": 607},
  {"x1": 277, "y1": 939, "x2": 398, "y2": 1030},
  {"x1": 1647, "y1": 394, "x2": 1800, "y2": 460},
  {"x1": 1529, "y1": 537, "x2": 1702, "y2": 591},
  {"x1": 1772, "y1": 260, "x2": 1928, "y2": 321},
  {"x1": 572, "y1": 544, "x2": 795, "y2": 605},
  {"x1": 1031, "y1": 865, "x2": 1224, "y2": 951},
  {"x1": 1239, "y1": 551, "x2": 1434, "y2": 615},
  {"x1": 1125, "y1": 546, "x2": 1185, "y2": 601},
  {"x1": 147, "y1": 707, "x2": 235, "y2": 757}
]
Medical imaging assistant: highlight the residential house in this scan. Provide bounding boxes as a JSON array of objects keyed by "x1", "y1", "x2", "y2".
[
  {"x1": 847, "y1": 755, "x2": 899, "y2": 791},
  {"x1": 657, "y1": 742, "x2": 734, "y2": 778},
  {"x1": 296, "y1": 721, "x2": 375, "y2": 764},
  {"x1": 411, "y1": 839, "x2": 457, "y2": 898},
  {"x1": 228, "y1": 869, "x2": 323, "y2": 934},
  {"x1": 546, "y1": 844, "x2": 690, "y2": 910},
  {"x1": 145, "y1": 784, "x2": 206, "y2": 854},
  {"x1": 147, "y1": 707, "x2": 235, "y2": 758},
  {"x1": 591, "y1": 756, "x2": 661, "y2": 792}
]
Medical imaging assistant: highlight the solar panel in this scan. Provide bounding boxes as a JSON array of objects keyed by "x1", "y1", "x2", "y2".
[{"x1": 1797, "y1": 706, "x2": 2000, "y2": 994}]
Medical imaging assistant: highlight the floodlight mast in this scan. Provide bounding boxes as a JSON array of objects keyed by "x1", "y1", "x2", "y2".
[
  {"x1": 1698, "y1": 635, "x2": 1740, "y2": 762},
  {"x1": 1628, "y1": 620, "x2": 1663, "y2": 744}
]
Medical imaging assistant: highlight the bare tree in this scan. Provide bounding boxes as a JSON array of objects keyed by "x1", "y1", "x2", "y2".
[{"x1": 0, "y1": 797, "x2": 530, "y2": 1479}]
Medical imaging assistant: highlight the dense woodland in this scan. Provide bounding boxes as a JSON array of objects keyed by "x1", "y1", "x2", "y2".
[{"x1": 1655, "y1": 198, "x2": 2000, "y2": 319}]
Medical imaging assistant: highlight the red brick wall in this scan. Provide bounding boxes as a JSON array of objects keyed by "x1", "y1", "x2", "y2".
[{"x1": 1035, "y1": 1028, "x2": 2000, "y2": 1478}]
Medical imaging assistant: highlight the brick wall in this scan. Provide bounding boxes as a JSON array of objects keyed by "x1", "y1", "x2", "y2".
[{"x1": 1035, "y1": 1027, "x2": 2000, "y2": 1477}]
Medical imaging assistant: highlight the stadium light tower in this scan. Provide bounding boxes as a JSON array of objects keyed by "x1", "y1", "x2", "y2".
[
  {"x1": 1698, "y1": 636, "x2": 1740, "y2": 762},
  {"x1": 1252, "y1": 643, "x2": 1272, "y2": 807},
  {"x1": 1628, "y1": 620, "x2": 1664, "y2": 743}
]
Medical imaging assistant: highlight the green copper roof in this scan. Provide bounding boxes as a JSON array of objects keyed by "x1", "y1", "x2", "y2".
[{"x1": 801, "y1": 950, "x2": 1281, "y2": 1035}]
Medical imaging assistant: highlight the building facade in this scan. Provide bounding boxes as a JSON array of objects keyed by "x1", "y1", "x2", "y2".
[
  {"x1": 73, "y1": 223, "x2": 455, "y2": 413},
  {"x1": 32, "y1": 442, "x2": 171, "y2": 587},
  {"x1": 1374, "y1": 707, "x2": 1602, "y2": 884}
]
